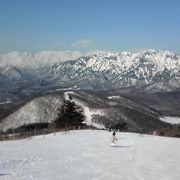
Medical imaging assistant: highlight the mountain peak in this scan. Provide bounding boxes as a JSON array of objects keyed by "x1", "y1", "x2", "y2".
[{"x1": 0, "y1": 65, "x2": 22, "y2": 79}]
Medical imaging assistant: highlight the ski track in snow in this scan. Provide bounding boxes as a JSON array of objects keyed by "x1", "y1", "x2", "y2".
[
  {"x1": 64, "y1": 92, "x2": 105, "y2": 129},
  {"x1": 0, "y1": 130, "x2": 180, "y2": 180}
]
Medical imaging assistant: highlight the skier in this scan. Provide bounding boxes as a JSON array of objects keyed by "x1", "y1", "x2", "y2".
[
  {"x1": 139, "y1": 129, "x2": 144, "y2": 136},
  {"x1": 111, "y1": 131, "x2": 117, "y2": 146},
  {"x1": 153, "y1": 130, "x2": 158, "y2": 136}
]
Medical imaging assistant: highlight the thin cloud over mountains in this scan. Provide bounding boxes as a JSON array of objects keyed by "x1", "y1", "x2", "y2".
[
  {"x1": 53, "y1": 39, "x2": 95, "y2": 49},
  {"x1": 71, "y1": 39, "x2": 94, "y2": 48}
]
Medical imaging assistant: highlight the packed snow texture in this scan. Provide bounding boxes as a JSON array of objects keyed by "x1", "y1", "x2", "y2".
[
  {"x1": 0, "y1": 130, "x2": 180, "y2": 180},
  {"x1": 160, "y1": 116, "x2": 180, "y2": 124}
]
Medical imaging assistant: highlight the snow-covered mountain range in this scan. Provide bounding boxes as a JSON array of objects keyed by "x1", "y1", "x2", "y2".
[
  {"x1": 0, "y1": 49, "x2": 180, "y2": 104},
  {"x1": 46, "y1": 49, "x2": 180, "y2": 89}
]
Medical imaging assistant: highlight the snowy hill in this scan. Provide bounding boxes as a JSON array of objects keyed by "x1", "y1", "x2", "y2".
[
  {"x1": 0, "y1": 90, "x2": 169, "y2": 133},
  {"x1": 0, "y1": 130, "x2": 180, "y2": 180}
]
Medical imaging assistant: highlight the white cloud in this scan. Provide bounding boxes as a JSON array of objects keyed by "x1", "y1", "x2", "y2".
[
  {"x1": 71, "y1": 39, "x2": 94, "y2": 48},
  {"x1": 0, "y1": 50, "x2": 104, "y2": 68}
]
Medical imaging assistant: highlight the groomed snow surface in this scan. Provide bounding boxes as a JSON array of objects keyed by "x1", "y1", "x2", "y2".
[{"x1": 0, "y1": 130, "x2": 180, "y2": 180}]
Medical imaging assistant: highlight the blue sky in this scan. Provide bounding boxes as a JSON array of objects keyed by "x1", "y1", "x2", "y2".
[{"x1": 0, "y1": 0, "x2": 180, "y2": 53}]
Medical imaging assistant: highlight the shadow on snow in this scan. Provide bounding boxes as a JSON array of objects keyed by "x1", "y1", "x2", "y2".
[
  {"x1": 0, "y1": 173, "x2": 10, "y2": 176},
  {"x1": 111, "y1": 145, "x2": 132, "y2": 148}
]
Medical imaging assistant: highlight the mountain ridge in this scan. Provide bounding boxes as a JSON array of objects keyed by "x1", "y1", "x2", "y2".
[{"x1": 0, "y1": 49, "x2": 180, "y2": 104}]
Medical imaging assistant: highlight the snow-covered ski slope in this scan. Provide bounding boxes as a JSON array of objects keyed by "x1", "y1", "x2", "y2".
[
  {"x1": 0, "y1": 130, "x2": 180, "y2": 180},
  {"x1": 160, "y1": 116, "x2": 180, "y2": 124}
]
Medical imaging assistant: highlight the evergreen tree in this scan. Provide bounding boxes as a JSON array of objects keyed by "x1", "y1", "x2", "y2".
[{"x1": 53, "y1": 95, "x2": 85, "y2": 128}]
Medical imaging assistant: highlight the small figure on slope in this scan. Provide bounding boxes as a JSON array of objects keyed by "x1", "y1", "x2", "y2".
[
  {"x1": 153, "y1": 130, "x2": 159, "y2": 136},
  {"x1": 139, "y1": 129, "x2": 144, "y2": 137},
  {"x1": 110, "y1": 131, "x2": 117, "y2": 146}
]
